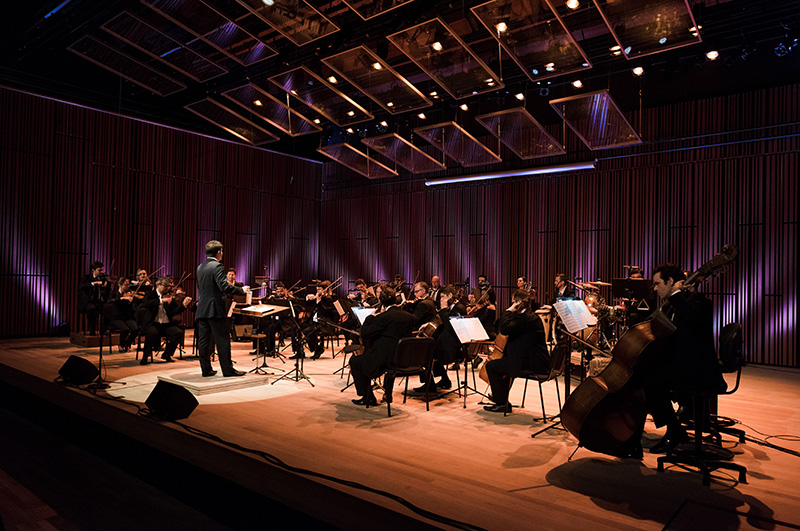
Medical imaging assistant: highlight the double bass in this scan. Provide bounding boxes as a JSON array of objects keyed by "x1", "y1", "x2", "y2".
[{"x1": 560, "y1": 245, "x2": 738, "y2": 456}]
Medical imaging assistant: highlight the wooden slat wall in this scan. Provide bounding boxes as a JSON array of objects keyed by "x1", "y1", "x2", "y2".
[
  {"x1": 0, "y1": 88, "x2": 321, "y2": 337},
  {"x1": 319, "y1": 85, "x2": 799, "y2": 367}
]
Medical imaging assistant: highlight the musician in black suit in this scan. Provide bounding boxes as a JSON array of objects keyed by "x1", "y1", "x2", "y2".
[
  {"x1": 224, "y1": 268, "x2": 244, "y2": 341},
  {"x1": 78, "y1": 261, "x2": 110, "y2": 335},
  {"x1": 409, "y1": 282, "x2": 437, "y2": 329},
  {"x1": 552, "y1": 273, "x2": 576, "y2": 301},
  {"x1": 195, "y1": 240, "x2": 248, "y2": 377},
  {"x1": 429, "y1": 276, "x2": 442, "y2": 308},
  {"x1": 107, "y1": 277, "x2": 138, "y2": 353},
  {"x1": 483, "y1": 290, "x2": 550, "y2": 413},
  {"x1": 140, "y1": 275, "x2": 192, "y2": 365},
  {"x1": 349, "y1": 287, "x2": 415, "y2": 407},
  {"x1": 416, "y1": 285, "x2": 465, "y2": 392},
  {"x1": 640, "y1": 263, "x2": 726, "y2": 454}
]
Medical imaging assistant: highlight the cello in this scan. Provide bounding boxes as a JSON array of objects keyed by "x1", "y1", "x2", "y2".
[{"x1": 559, "y1": 245, "x2": 738, "y2": 456}]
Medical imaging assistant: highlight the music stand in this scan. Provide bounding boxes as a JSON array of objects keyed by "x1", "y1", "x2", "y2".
[
  {"x1": 233, "y1": 303, "x2": 287, "y2": 375},
  {"x1": 272, "y1": 300, "x2": 314, "y2": 387},
  {"x1": 441, "y1": 316, "x2": 490, "y2": 408}
]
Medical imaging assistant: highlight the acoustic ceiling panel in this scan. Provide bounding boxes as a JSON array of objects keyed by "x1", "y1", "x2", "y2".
[
  {"x1": 593, "y1": 0, "x2": 702, "y2": 59},
  {"x1": 318, "y1": 144, "x2": 399, "y2": 179},
  {"x1": 414, "y1": 121, "x2": 501, "y2": 167},
  {"x1": 68, "y1": 35, "x2": 186, "y2": 96},
  {"x1": 550, "y1": 90, "x2": 642, "y2": 150},
  {"x1": 361, "y1": 133, "x2": 446, "y2": 173},
  {"x1": 475, "y1": 107, "x2": 565, "y2": 159},
  {"x1": 342, "y1": 0, "x2": 416, "y2": 21},
  {"x1": 322, "y1": 46, "x2": 432, "y2": 114},
  {"x1": 269, "y1": 66, "x2": 373, "y2": 126},
  {"x1": 387, "y1": 18, "x2": 503, "y2": 99},
  {"x1": 235, "y1": 0, "x2": 338, "y2": 46},
  {"x1": 185, "y1": 98, "x2": 279, "y2": 145},
  {"x1": 471, "y1": 0, "x2": 591, "y2": 83},
  {"x1": 222, "y1": 84, "x2": 322, "y2": 136}
]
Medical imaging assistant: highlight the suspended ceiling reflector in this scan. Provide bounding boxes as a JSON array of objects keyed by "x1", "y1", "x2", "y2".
[
  {"x1": 68, "y1": 35, "x2": 186, "y2": 96},
  {"x1": 317, "y1": 144, "x2": 399, "y2": 179},
  {"x1": 361, "y1": 133, "x2": 446, "y2": 173},
  {"x1": 222, "y1": 84, "x2": 322, "y2": 136},
  {"x1": 475, "y1": 107, "x2": 566, "y2": 159},
  {"x1": 549, "y1": 90, "x2": 642, "y2": 149},
  {"x1": 235, "y1": 0, "x2": 339, "y2": 46},
  {"x1": 414, "y1": 121, "x2": 502, "y2": 167},
  {"x1": 387, "y1": 18, "x2": 504, "y2": 99},
  {"x1": 342, "y1": 0, "x2": 416, "y2": 21},
  {"x1": 184, "y1": 98, "x2": 279, "y2": 145},
  {"x1": 471, "y1": 0, "x2": 591, "y2": 83},
  {"x1": 321, "y1": 46, "x2": 432, "y2": 114}
]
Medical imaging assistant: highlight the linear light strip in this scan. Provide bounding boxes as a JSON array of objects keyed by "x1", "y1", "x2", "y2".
[{"x1": 424, "y1": 161, "x2": 596, "y2": 186}]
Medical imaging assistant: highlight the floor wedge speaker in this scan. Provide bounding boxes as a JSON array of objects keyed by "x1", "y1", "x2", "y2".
[
  {"x1": 145, "y1": 381, "x2": 198, "y2": 420},
  {"x1": 58, "y1": 355, "x2": 99, "y2": 385}
]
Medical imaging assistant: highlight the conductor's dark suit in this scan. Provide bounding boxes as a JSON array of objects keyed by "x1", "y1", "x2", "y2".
[
  {"x1": 196, "y1": 257, "x2": 244, "y2": 376},
  {"x1": 349, "y1": 306, "x2": 415, "y2": 398}
]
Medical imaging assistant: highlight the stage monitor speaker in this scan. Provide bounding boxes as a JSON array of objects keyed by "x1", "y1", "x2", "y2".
[
  {"x1": 58, "y1": 355, "x2": 99, "y2": 385},
  {"x1": 145, "y1": 381, "x2": 198, "y2": 420}
]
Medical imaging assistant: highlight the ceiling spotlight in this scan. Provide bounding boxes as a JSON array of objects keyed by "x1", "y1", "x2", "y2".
[
  {"x1": 659, "y1": 37, "x2": 668, "y2": 44},
  {"x1": 380, "y1": 121, "x2": 388, "y2": 127},
  {"x1": 460, "y1": 103, "x2": 469, "y2": 111},
  {"x1": 532, "y1": 68, "x2": 539, "y2": 75},
  {"x1": 496, "y1": 22, "x2": 508, "y2": 33},
  {"x1": 566, "y1": 0, "x2": 579, "y2": 9},
  {"x1": 515, "y1": 92, "x2": 525, "y2": 100},
  {"x1": 327, "y1": 75, "x2": 338, "y2": 84},
  {"x1": 705, "y1": 50, "x2": 719, "y2": 61},
  {"x1": 313, "y1": 118, "x2": 321, "y2": 124},
  {"x1": 632, "y1": 66, "x2": 644, "y2": 76},
  {"x1": 262, "y1": 0, "x2": 275, "y2": 5},
  {"x1": 290, "y1": 89, "x2": 297, "y2": 95},
  {"x1": 417, "y1": 113, "x2": 427, "y2": 119},
  {"x1": 372, "y1": 62, "x2": 382, "y2": 70},
  {"x1": 545, "y1": 62, "x2": 555, "y2": 72},
  {"x1": 432, "y1": 41, "x2": 443, "y2": 51},
  {"x1": 387, "y1": 101, "x2": 394, "y2": 107},
  {"x1": 254, "y1": 100, "x2": 263, "y2": 106},
  {"x1": 572, "y1": 80, "x2": 583, "y2": 88},
  {"x1": 429, "y1": 91, "x2": 438, "y2": 96},
  {"x1": 346, "y1": 128, "x2": 354, "y2": 133},
  {"x1": 347, "y1": 110, "x2": 355, "y2": 116}
]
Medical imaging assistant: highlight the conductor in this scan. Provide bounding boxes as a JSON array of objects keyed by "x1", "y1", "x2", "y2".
[{"x1": 196, "y1": 240, "x2": 249, "y2": 377}]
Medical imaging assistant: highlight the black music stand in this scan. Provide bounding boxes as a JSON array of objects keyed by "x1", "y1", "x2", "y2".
[
  {"x1": 440, "y1": 316, "x2": 490, "y2": 408},
  {"x1": 272, "y1": 301, "x2": 314, "y2": 387}
]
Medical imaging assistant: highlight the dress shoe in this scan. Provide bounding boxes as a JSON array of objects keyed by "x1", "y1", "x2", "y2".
[
  {"x1": 139, "y1": 358, "x2": 149, "y2": 366},
  {"x1": 289, "y1": 353, "x2": 305, "y2": 360},
  {"x1": 436, "y1": 377, "x2": 452, "y2": 390},
  {"x1": 223, "y1": 370, "x2": 246, "y2": 377},
  {"x1": 649, "y1": 430, "x2": 687, "y2": 454},
  {"x1": 352, "y1": 396, "x2": 378, "y2": 407},
  {"x1": 483, "y1": 403, "x2": 511, "y2": 413},
  {"x1": 202, "y1": 370, "x2": 217, "y2": 377},
  {"x1": 413, "y1": 382, "x2": 437, "y2": 393},
  {"x1": 310, "y1": 352, "x2": 323, "y2": 360}
]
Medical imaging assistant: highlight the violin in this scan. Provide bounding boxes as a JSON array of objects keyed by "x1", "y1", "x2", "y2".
[{"x1": 560, "y1": 244, "x2": 739, "y2": 457}]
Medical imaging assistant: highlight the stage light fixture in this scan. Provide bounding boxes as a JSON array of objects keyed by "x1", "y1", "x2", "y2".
[
  {"x1": 313, "y1": 118, "x2": 321, "y2": 124},
  {"x1": 515, "y1": 93, "x2": 525, "y2": 100},
  {"x1": 705, "y1": 50, "x2": 719, "y2": 61},
  {"x1": 387, "y1": 102, "x2": 394, "y2": 107},
  {"x1": 632, "y1": 66, "x2": 644, "y2": 76},
  {"x1": 347, "y1": 110, "x2": 355, "y2": 116},
  {"x1": 417, "y1": 113, "x2": 427, "y2": 119},
  {"x1": 432, "y1": 41, "x2": 443, "y2": 51},
  {"x1": 346, "y1": 127, "x2": 354, "y2": 133},
  {"x1": 254, "y1": 100, "x2": 263, "y2": 106},
  {"x1": 262, "y1": 0, "x2": 275, "y2": 5},
  {"x1": 424, "y1": 161, "x2": 596, "y2": 186},
  {"x1": 496, "y1": 22, "x2": 507, "y2": 33},
  {"x1": 327, "y1": 75, "x2": 338, "y2": 84},
  {"x1": 545, "y1": 62, "x2": 555, "y2": 71},
  {"x1": 380, "y1": 121, "x2": 388, "y2": 127},
  {"x1": 572, "y1": 80, "x2": 583, "y2": 88},
  {"x1": 566, "y1": 0, "x2": 579, "y2": 9},
  {"x1": 460, "y1": 103, "x2": 469, "y2": 111},
  {"x1": 372, "y1": 62, "x2": 382, "y2": 70}
]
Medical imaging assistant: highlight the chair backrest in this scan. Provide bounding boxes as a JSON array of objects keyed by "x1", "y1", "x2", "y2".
[
  {"x1": 718, "y1": 322, "x2": 744, "y2": 374},
  {"x1": 393, "y1": 336, "x2": 435, "y2": 371}
]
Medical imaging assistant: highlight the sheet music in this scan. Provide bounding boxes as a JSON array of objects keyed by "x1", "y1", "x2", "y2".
[
  {"x1": 352, "y1": 306, "x2": 376, "y2": 325},
  {"x1": 333, "y1": 299, "x2": 346, "y2": 316},
  {"x1": 553, "y1": 300, "x2": 597, "y2": 334},
  {"x1": 450, "y1": 316, "x2": 490, "y2": 344},
  {"x1": 234, "y1": 304, "x2": 286, "y2": 317},
  {"x1": 227, "y1": 300, "x2": 237, "y2": 318}
]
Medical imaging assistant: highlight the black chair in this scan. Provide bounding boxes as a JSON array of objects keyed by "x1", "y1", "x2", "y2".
[
  {"x1": 384, "y1": 337, "x2": 436, "y2": 417},
  {"x1": 657, "y1": 322, "x2": 747, "y2": 485},
  {"x1": 514, "y1": 342, "x2": 569, "y2": 421},
  {"x1": 710, "y1": 322, "x2": 746, "y2": 443}
]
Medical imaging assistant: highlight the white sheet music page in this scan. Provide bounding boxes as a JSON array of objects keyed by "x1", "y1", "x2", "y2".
[
  {"x1": 553, "y1": 300, "x2": 596, "y2": 334},
  {"x1": 333, "y1": 299, "x2": 346, "y2": 316},
  {"x1": 352, "y1": 306, "x2": 376, "y2": 325},
  {"x1": 450, "y1": 316, "x2": 490, "y2": 344}
]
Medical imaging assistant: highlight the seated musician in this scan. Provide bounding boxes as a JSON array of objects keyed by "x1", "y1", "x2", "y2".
[
  {"x1": 132, "y1": 269, "x2": 154, "y2": 295},
  {"x1": 415, "y1": 285, "x2": 465, "y2": 392},
  {"x1": 629, "y1": 263, "x2": 726, "y2": 456},
  {"x1": 78, "y1": 261, "x2": 111, "y2": 335},
  {"x1": 349, "y1": 287, "x2": 415, "y2": 407},
  {"x1": 552, "y1": 273, "x2": 575, "y2": 301},
  {"x1": 430, "y1": 276, "x2": 442, "y2": 308},
  {"x1": 140, "y1": 275, "x2": 192, "y2": 365},
  {"x1": 408, "y1": 282, "x2": 436, "y2": 329},
  {"x1": 261, "y1": 282, "x2": 300, "y2": 355},
  {"x1": 467, "y1": 288, "x2": 497, "y2": 340},
  {"x1": 296, "y1": 280, "x2": 337, "y2": 360},
  {"x1": 107, "y1": 277, "x2": 139, "y2": 352},
  {"x1": 483, "y1": 290, "x2": 550, "y2": 413}
]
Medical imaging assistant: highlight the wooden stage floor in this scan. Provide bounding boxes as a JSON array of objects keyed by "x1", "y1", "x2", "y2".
[{"x1": 1, "y1": 332, "x2": 800, "y2": 530}]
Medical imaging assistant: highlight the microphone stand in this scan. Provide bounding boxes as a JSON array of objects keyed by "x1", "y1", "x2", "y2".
[{"x1": 272, "y1": 301, "x2": 314, "y2": 387}]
